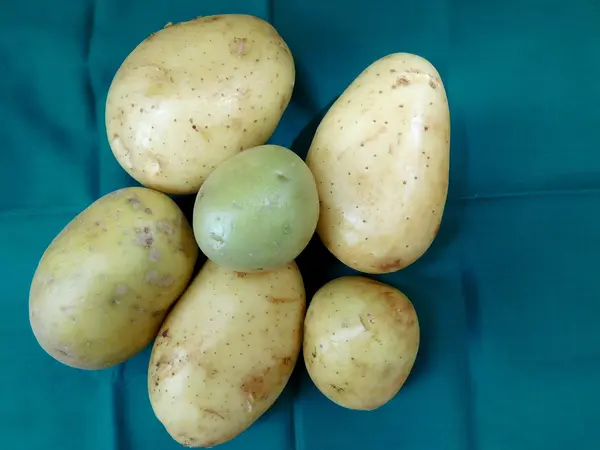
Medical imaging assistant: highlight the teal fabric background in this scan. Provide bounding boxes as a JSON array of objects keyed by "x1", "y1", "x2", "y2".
[{"x1": 1, "y1": 1, "x2": 599, "y2": 449}]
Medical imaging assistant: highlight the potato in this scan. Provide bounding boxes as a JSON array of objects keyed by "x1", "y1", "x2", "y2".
[
  {"x1": 29, "y1": 187, "x2": 198, "y2": 370},
  {"x1": 193, "y1": 144, "x2": 319, "y2": 272},
  {"x1": 306, "y1": 53, "x2": 450, "y2": 274},
  {"x1": 303, "y1": 276, "x2": 419, "y2": 410},
  {"x1": 105, "y1": 14, "x2": 295, "y2": 195},
  {"x1": 148, "y1": 260, "x2": 305, "y2": 447}
]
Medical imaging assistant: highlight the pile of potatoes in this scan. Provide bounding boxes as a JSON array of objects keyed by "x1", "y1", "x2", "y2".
[{"x1": 28, "y1": 13, "x2": 449, "y2": 448}]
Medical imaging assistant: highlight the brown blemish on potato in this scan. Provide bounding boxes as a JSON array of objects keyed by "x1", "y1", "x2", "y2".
[
  {"x1": 161, "y1": 328, "x2": 169, "y2": 338},
  {"x1": 242, "y1": 368, "x2": 271, "y2": 403},
  {"x1": 202, "y1": 15, "x2": 222, "y2": 23},
  {"x1": 144, "y1": 207, "x2": 153, "y2": 215},
  {"x1": 202, "y1": 409, "x2": 225, "y2": 420},
  {"x1": 376, "y1": 258, "x2": 405, "y2": 272},
  {"x1": 395, "y1": 76, "x2": 410, "y2": 86},
  {"x1": 434, "y1": 223, "x2": 440, "y2": 236},
  {"x1": 429, "y1": 79, "x2": 439, "y2": 89},
  {"x1": 230, "y1": 37, "x2": 250, "y2": 56}
]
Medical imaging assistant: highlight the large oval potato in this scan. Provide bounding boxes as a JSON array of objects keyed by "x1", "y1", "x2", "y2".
[
  {"x1": 29, "y1": 187, "x2": 198, "y2": 370},
  {"x1": 105, "y1": 14, "x2": 295, "y2": 194},
  {"x1": 149, "y1": 260, "x2": 305, "y2": 448},
  {"x1": 306, "y1": 53, "x2": 450, "y2": 273},
  {"x1": 193, "y1": 144, "x2": 319, "y2": 272},
  {"x1": 303, "y1": 276, "x2": 419, "y2": 410}
]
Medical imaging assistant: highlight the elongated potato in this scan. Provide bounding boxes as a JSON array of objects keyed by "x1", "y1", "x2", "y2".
[
  {"x1": 29, "y1": 187, "x2": 198, "y2": 370},
  {"x1": 149, "y1": 260, "x2": 305, "y2": 448},
  {"x1": 105, "y1": 14, "x2": 295, "y2": 194},
  {"x1": 303, "y1": 276, "x2": 419, "y2": 410},
  {"x1": 306, "y1": 53, "x2": 450, "y2": 274}
]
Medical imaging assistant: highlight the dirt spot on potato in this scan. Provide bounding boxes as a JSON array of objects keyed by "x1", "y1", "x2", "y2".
[
  {"x1": 429, "y1": 78, "x2": 439, "y2": 89},
  {"x1": 152, "y1": 309, "x2": 167, "y2": 318},
  {"x1": 270, "y1": 296, "x2": 300, "y2": 304},
  {"x1": 135, "y1": 227, "x2": 154, "y2": 247},
  {"x1": 230, "y1": 37, "x2": 250, "y2": 56},
  {"x1": 149, "y1": 249, "x2": 161, "y2": 262},
  {"x1": 359, "y1": 313, "x2": 375, "y2": 331},
  {"x1": 241, "y1": 356, "x2": 293, "y2": 408},
  {"x1": 127, "y1": 196, "x2": 142, "y2": 210},
  {"x1": 161, "y1": 328, "x2": 169, "y2": 338},
  {"x1": 156, "y1": 220, "x2": 174, "y2": 235},
  {"x1": 146, "y1": 271, "x2": 174, "y2": 287}
]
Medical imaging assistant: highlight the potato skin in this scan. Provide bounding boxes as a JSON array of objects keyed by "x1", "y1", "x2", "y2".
[
  {"x1": 29, "y1": 187, "x2": 198, "y2": 370},
  {"x1": 303, "y1": 276, "x2": 419, "y2": 410},
  {"x1": 306, "y1": 53, "x2": 450, "y2": 274},
  {"x1": 149, "y1": 260, "x2": 305, "y2": 448},
  {"x1": 105, "y1": 14, "x2": 295, "y2": 194},
  {"x1": 193, "y1": 144, "x2": 319, "y2": 272}
]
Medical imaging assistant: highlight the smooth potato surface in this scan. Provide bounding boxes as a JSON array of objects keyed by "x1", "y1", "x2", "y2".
[
  {"x1": 149, "y1": 260, "x2": 305, "y2": 448},
  {"x1": 29, "y1": 187, "x2": 198, "y2": 370},
  {"x1": 303, "y1": 276, "x2": 419, "y2": 410},
  {"x1": 105, "y1": 14, "x2": 295, "y2": 194},
  {"x1": 306, "y1": 53, "x2": 450, "y2": 273},
  {"x1": 193, "y1": 145, "x2": 319, "y2": 272}
]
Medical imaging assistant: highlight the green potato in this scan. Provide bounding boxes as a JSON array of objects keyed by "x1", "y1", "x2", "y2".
[
  {"x1": 29, "y1": 187, "x2": 198, "y2": 370},
  {"x1": 192, "y1": 145, "x2": 319, "y2": 272}
]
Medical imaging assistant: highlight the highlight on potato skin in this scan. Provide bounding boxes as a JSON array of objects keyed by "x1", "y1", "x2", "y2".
[
  {"x1": 105, "y1": 14, "x2": 296, "y2": 195},
  {"x1": 28, "y1": 187, "x2": 198, "y2": 370},
  {"x1": 306, "y1": 52, "x2": 450, "y2": 274},
  {"x1": 303, "y1": 276, "x2": 420, "y2": 410}
]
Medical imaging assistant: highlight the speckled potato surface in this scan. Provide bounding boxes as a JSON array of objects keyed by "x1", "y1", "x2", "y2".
[
  {"x1": 303, "y1": 276, "x2": 419, "y2": 410},
  {"x1": 29, "y1": 187, "x2": 198, "y2": 370},
  {"x1": 149, "y1": 260, "x2": 305, "y2": 448},
  {"x1": 193, "y1": 144, "x2": 319, "y2": 272},
  {"x1": 306, "y1": 53, "x2": 450, "y2": 274},
  {"x1": 105, "y1": 14, "x2": 295, "y2": 194}
]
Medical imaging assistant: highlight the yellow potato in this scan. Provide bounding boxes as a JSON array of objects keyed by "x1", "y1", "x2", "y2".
[
  {"x1": 306, "y1": 53, "x2": 450, "y2": 273},
  {"x1": 149, "y1": 260, "x2": 305, "y2": 448},
  {"x1": 303, "y1": 276, "x2": 419, "y2": 410},
  {"x1": 105, "y1": 14, "x2": 295, "y2": 194},
  {"x1": 29, "y1": 187, "x2": 198, "y2": 370}
]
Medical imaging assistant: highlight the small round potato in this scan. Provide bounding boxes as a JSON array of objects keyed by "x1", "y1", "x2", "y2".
[
  {"x1": 149, "y1": 260, "x2": 306, "y2": 448},
  {"x1": 29, "y1": 187, "x2": 198, "y2": 370},
  {"x1": 303, "y1": 276, "x2": 419, "y2": 410},
  {"x1": 105, "y1": 14, "x2": 295, "y2": 194},
  {"x1": 193, "y1": 145, "x2": 319, "y2": 272}
]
